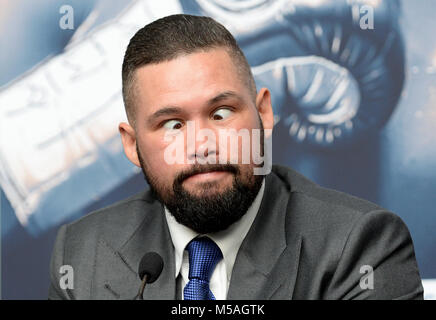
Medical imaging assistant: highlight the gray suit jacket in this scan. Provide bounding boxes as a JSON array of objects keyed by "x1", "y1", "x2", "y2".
[{"x1": 48, "y1": 165, "x2": 423, "y2": 299}]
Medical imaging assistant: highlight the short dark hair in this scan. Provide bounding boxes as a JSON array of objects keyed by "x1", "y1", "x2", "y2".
[{"x1": 121, "y1": 14, "x2": 256, "y2": 126}]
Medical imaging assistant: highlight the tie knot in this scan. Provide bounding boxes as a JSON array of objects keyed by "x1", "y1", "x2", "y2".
[{"x1": 186, "y1": 237, "x2": 223, "y2": 282}]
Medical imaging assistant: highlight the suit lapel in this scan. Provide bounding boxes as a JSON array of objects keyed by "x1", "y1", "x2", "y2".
[
  {"x1": 227, "y1": 172, "x2": 302, "y2": 300},
  {"x1": 94, "y1": 193, "x2": 176, "y2": 300}
]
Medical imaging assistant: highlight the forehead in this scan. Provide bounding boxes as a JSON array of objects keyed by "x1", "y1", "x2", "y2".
[{"x1": 132, "y1": 48, "x2": 250, "y2": 115}]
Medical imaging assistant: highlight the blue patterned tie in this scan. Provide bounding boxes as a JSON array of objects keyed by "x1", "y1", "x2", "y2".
[{"x1": 183, "y1": 237, "x2": 223, "y2": 300}]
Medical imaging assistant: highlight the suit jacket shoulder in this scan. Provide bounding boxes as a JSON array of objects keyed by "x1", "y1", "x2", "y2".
[
  {"x1": 261, "y1": 165, "x2": 424, "y2": 299},
  {"x1": 48, "y1": 189, "x2": 176, "y2": 300},
  {"x1": 63, "y1": 190, "x2": 151, "y2": 250}
]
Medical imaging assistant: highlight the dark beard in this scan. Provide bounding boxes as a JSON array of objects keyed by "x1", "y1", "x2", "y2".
[
  {"x1": 137, "y1": 117, "x2": 265, "y2": 233},
  {"x1": 139, "y1": 155, "x2": 264, "y2": 233},
  {"x1": 164, "y1": 165, "x2": 263, "y2": 233}
]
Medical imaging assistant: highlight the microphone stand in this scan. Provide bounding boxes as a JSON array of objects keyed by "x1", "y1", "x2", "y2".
[{"x1": 133, "y1": 274, "x2": 148, "y2": 300}]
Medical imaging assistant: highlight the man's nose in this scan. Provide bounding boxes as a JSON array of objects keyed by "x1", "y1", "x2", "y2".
[{"x1": 186, "y1": 119, "x2": 218, "y2": 163}]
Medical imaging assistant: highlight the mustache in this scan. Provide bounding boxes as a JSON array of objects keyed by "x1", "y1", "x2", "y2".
[{"x1": 174, "y1": 163, "x2": 239, "y2": 185}]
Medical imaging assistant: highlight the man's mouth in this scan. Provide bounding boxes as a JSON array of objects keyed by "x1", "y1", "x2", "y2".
[{"x1": 184, "y1": 170, "x2": 231, "y2": 183}]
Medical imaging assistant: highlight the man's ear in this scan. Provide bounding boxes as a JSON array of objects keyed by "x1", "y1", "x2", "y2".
[
  {"x1": 256, "y1": 87, "x2": 274, "y2": 138},
  {"x1": 119, "y1": 122, "x2": 141, "y2": 167}
]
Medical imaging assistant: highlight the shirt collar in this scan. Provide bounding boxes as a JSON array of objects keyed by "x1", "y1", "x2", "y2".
[{"x1": 164, "y1": 178, "x2": 265, "y2": 281}]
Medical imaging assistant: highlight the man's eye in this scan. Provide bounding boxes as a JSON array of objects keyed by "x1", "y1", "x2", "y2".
[
  {"x1": 212, "y1": 108, "x2": 233, "y2": 120},
  {"x1": 163, "y1": 119, "x2": 183, "y2": 130}
]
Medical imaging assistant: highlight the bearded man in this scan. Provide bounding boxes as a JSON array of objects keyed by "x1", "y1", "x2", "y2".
[{"x1": 48, "y1": 14, "x2": 423, "y2": 300}]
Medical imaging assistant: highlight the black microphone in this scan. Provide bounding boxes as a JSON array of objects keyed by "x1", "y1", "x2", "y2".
[{"x1": 134, "y1": 252, "x2": 164, "y2": 300}]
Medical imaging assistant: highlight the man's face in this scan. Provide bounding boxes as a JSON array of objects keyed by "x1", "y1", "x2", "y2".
[{"x1": 119, "y1": 48, "x2": 274, "y2": 233}]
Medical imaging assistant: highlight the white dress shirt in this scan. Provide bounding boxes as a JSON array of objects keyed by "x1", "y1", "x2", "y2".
[{"x1": 164, "y1": 178, "x2": 265, "y2": 300}]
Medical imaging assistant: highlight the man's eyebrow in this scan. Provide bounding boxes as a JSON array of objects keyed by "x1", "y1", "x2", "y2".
[
  {"x1": 147, "y1": 106, "x2": 184, "y2": 125},
  {"x1": 147, "y1": 91, "x2": 243, "y2": 125},
  {"x1": 207, "y1": 90, "x2": 242, "y2": 106}
]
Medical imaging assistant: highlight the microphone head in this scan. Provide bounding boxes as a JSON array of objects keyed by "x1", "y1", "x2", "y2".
[{"x1": 138, "y1": 252, "x2": 164, "y2": 284}]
